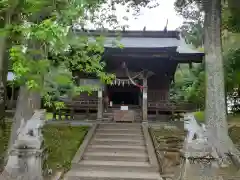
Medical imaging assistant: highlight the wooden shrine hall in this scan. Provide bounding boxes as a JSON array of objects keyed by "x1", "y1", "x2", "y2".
[{"x1": 59, "y1": 30, "x2": 204, "y2": 122}]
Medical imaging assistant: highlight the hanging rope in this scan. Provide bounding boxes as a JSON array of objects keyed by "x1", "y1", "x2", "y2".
[{"x1": 122, "y1": 62, "x2": 144, "y2": 89}]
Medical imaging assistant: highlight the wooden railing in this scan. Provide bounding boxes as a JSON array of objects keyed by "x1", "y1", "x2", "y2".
[
  {"x1": 148, "y1": 100, "x2": 199, "y2": 112},
  {"x1": 65, "y1": 100, "x2": 98, "y2": 109},
  {"x1": 52, "y1": 99, "x2": 98, "y2": 120},
  {"x1": 52, "y1": 99, "x2": 198, "y2": 120}
]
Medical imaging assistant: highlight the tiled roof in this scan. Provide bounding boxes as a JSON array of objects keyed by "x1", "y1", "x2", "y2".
[{"x1": 75, "y1": 30, "x2": 203, "y2": 54}]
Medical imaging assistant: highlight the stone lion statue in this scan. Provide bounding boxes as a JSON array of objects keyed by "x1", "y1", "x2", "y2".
[{"x1": 14, "y1": 110, "x2": 45, "y2": 149}]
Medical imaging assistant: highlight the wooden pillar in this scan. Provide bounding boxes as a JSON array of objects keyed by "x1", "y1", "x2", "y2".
[
  {"x1": 142, "y1": 78, "x2": 148, "y2": 122},
  {"x1": 97, "y1": 90, "x2": 103, "y2": 120}
]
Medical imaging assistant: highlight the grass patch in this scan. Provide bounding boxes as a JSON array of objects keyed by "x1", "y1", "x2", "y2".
[
  {"x1": 228, "y1": 113, "x2": 240, "y2": 122},
  {"x1": 42, "y1": 124, "x2": 89, "y2": 177},
  {"x1": 194, "y1": 111, "x2": 240, "y2": 123},
  {"x1": 229, "y1": 126, "x2": 240, "y2": 145},
  {"x1": 0, "y1": 122, "x2": 12, "y2": 171}
]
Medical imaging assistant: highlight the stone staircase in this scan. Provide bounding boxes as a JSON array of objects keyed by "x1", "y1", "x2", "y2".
[{"x1": 64, "y1": 123, "x2": 162, "y2": 180}]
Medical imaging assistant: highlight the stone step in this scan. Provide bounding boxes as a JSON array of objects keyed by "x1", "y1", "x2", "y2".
[
  {"x1": 96, "y1": 131, "x2": 143, "y2": 136},
  {"x1": 98, "y1": 126, "x2": 142, "y2": 130},
  {"x1": 83, "y1": 152, "x2": 148, "y2": 162},
  {"x1": 96, "y1": 129, "x2": 142, "y2": 134},
  {"x1": 102, "y1": 118, "x2": 112, "y2": 121},
  {"x1": 95, "y1": 133, "x2": 144, "y2": 140},
  {"x1": 99, "y1": 123, "x2": 141, "y2": 127},
  {"x1": 72, "y1": 160, "x2": 157, "y2": 172},
  {"x1": 102, "y1": 117, "x2": 113, "y2": 120},
  {"x1": 87, "y1": 144, "x2": 146, "y2": 153},
  {"x1": 65, "y1": 170, "x2": 162, "y2": 180},
  {"x1": 91, "y1": 138, "x2": 145, "y2": 146},
  {"x1": 93, "y1": 136, "x2": 144, "y2": 141},
  {"x1": 103, "y1": 113, "x2": 113, "y2": 117}
]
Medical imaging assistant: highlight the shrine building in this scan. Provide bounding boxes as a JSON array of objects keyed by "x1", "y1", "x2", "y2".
[{"x1": 62, "y1": 30, "x2": 204, "y2": 122}]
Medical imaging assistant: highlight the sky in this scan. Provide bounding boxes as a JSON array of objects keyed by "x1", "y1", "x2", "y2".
[{"x1": 114, "y1": 0, "x2": 184, "y2": 30}]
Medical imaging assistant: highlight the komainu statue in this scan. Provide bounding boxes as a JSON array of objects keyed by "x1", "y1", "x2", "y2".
[
  {"x1": 0, "y1": 110, "x2": 45, "y2": 180},
  {"x1": 180, "y1": 113, "x2": 224, "y2": 180}
]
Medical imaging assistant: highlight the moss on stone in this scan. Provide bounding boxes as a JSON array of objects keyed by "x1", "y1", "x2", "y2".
[{"x1": 0, "y1": 122, "x2": 12, "y2": 172}]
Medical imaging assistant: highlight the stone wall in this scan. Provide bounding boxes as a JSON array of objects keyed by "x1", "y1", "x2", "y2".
[{"x1": 150, "y1": 126, "x2": 186, "y2": 178}]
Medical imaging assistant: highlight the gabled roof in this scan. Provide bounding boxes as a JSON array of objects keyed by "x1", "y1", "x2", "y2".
[{"x1": 74, "y1": 29, "x2": 204, "y2": 55}]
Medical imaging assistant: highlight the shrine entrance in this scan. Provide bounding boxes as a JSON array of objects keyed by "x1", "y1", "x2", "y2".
[{"x1": 107, "y1": 85, "x2": 141, "y2": 106}]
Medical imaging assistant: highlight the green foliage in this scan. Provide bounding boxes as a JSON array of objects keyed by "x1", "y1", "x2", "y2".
[
  {"x1": 42, "y1": 125, "x2": 89, "y2": 176},
  {"x1": 1, "y1": 0, "x2": 124, "y2": 109},
  {"x1": 225, "y1": 48, "x2": 240, "y2": 92},
  {"x1": 194, "y1": 111, "x2": 205, "y2": 123},
  {"x1": 175, "y1": 0, "x2": 240, "y2": 32},
  {"x1": 170, "y1": 64, "x2": 205, "y2": 108},
  {"x1": 178, "y1": 3, "x2": 204, "y2": 48},
  {"x1": 224, "y1": 0, "x2": 240, "y2": 33}
]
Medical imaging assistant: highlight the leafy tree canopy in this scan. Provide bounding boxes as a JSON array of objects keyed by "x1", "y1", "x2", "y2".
[
  {"x1": 174, "y1": 0, "x2": 240, "y2": 32},
  {"x1": 1, "y1": 0, "x2": 137, "y2": 109}
]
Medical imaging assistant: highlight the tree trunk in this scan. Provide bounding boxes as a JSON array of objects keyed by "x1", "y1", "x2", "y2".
[
  {"x1": 204, "y1": 0, "x2": 229, "y2": 143},
  {"x1": 202, "y1": 1, "x2": 240, "y2": 167},
  {"x1": 0, "y1": 36, "x2": 7, "y2": 129},
  {"x1": 8, "y1": 86, "x2": 41, "y2": 150},
  {"x1": 0, "y1": 6, "x2": 16, "y2": 129}
]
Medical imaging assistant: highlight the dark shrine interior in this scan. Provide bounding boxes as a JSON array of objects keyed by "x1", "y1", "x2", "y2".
[
  {"x1": 110, "y1": 91, "x2": 139, "y2": 105},
  {"x1": 107, "y1": 85, "x2": 140, "y2": 105}
]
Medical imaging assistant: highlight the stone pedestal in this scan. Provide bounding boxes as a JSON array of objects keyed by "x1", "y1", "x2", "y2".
[
  {"x1": 2, "y1": 149, "x2": 44, "y2": 180},
  {"x1": 0, "y1": 110, "x2": 45, "y2": 180}
]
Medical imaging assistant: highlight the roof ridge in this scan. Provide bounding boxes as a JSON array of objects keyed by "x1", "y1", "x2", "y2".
[{"x1": 73, "y1": 29, "x2": 180, "y2": 39}]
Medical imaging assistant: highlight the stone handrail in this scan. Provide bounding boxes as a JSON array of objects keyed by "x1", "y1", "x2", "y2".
[{"x1": 142, "y1": 123, "x2": 160, "y2": 171}]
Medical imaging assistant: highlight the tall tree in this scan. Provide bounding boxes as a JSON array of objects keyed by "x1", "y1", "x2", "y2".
[{"x1": 175, "y1": 0, "x2": 240, "y2": 160}]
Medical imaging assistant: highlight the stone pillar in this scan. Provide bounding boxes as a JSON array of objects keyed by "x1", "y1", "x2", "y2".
[
  {"x1": 142, "y1": 78, "x2": 148, "y2": 122},
  {"x1": 97, "y1": 90, "x2": 103, "y2": 120}
]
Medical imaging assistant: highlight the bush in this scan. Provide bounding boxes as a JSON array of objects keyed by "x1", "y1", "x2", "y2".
[{"x1": 194, "y1": 111, "x2": 205, "y2": 123}]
